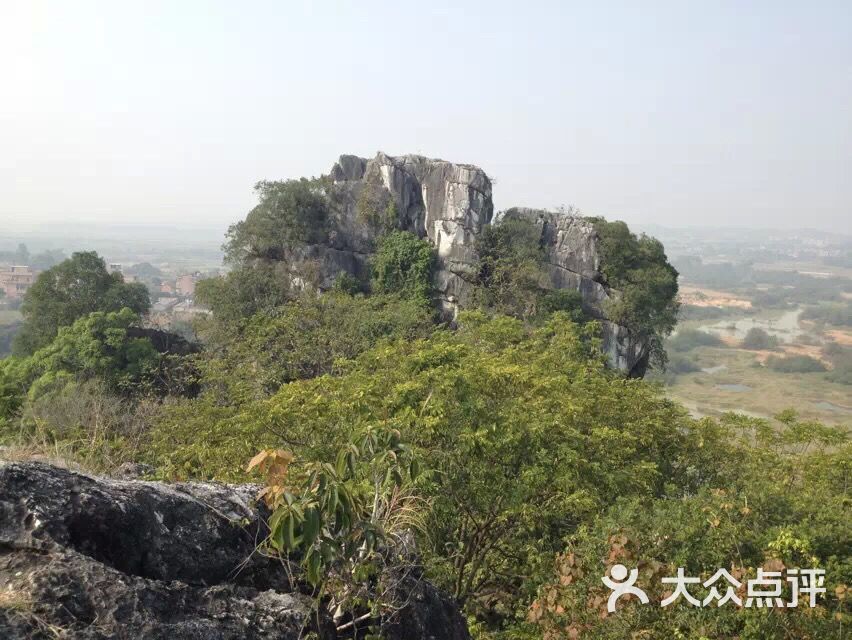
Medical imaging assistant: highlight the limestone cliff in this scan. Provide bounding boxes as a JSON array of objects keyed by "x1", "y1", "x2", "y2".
[{"x1": 277, "y1": 152, "x2": 651, "y2": 376}]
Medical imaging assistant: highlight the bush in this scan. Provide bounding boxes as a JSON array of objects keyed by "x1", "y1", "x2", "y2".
[
  {"x1": 741, "y1": 327, "x2": 779, "y2": 350},
  {"x1": 529, "y1": 412, "x2": 850, "y2": 640},
  {"x1": 6, "y1": 379, "x2": 160, "y2": 472},
  {"x1": 0, "y1": 308, "x2": 160, "y2": 420},
  {"x1": 370, "y1": 231, "x2": 436, "y2": 306},
  {"x1": 667, "y1": 328, "x2": 724, "y2": 352},
  {"x1": 825, "y1": 348, "x2": 852, "y2": 385},
  {"x1": 802, "y1": 303, "x2": 852, "y2": 327},
  {"x1": 195, "y1": 291, "x2": 435, "y2": 399},
  {"x1": 667, "y1": 353, "x2": 701, "y2": 374},
  {"x1": 356, "y1": 168, "x2": 399, "y2": 234},
  {"x1": 765, "y1": 354, "x2": 827, "y2": 373},
  {"x1": 473, "y1": 216, "x2": 548, "y2": 320}
]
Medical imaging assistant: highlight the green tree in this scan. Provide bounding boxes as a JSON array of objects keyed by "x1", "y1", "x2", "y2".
[
  {"x1": 370, "y1": 231, "x2": 436, "y2": 306},
  {"x1": 151, "y1": 312, "x2": 701, "y2": 628},
  {"x1": 198, "y1": 291, "x2": 435, "y2": 401},
  {"x1": 529, "y1": 412, "x2": 850, "y2": 640},
  {"x1": 473, "y1": 215, "x2": 550, "y2": 321},
  {"x1": 667, "y1": 328, "x2": 725, "y2": 352},
  {"x1": 195, "y1": 261, "x2": 295, "y2": 325},
  {"x1": 224, "y1": 178, "x2": 330, "y2": 263},
  {"x1": 592, "y1": 219, "x2": 680, "y2": 367},
  {"x1": 0, "y1": 308, "x2": 159, "y2": 420},
  {"x1": 13, "y1": 251, "x2": 150, "y2": 355},
  {"x1": 766, "y1": 354, "x2": 827, "y2": 373}
]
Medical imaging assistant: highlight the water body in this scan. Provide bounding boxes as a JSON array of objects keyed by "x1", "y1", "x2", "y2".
[
  {"x1": 813, "y1": 401, "x2": 852, "y2": 415},
  {"x1": 699, "y1": 308, "x2": 804, "y2": 343},
  {"x1": 716, "y1": 384, "x2": 752, "y2": 392}
]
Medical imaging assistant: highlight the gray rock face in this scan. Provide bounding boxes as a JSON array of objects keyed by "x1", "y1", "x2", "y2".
[
  {"x1": 500, "y1": 208, "x2": 650, "y2": 376},
  {"x1": 326, "y1": 152, "x2": 494, "y2": 316},
  {"x1": 0, "y1": 462, "x2": 469, "y2": 640},
  {"x1": 282, "y1": 152, "x2": 648, "y2": 375}
]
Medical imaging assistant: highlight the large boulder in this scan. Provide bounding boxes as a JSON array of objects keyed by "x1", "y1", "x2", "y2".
[{"x1": 0, "y1": 461, "x2": 469, "y2": 640}]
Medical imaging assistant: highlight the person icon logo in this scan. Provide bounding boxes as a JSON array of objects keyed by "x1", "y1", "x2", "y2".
[{"x1": 602, "y1": 564, "x2": 650, "y2": 612}]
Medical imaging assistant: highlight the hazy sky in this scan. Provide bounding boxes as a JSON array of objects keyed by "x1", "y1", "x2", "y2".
[{"x1": 2, "y1": 1, "x2": 851, "y2": 234}]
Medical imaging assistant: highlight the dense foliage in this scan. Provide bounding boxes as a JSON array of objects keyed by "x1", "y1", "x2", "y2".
[
  {"x1": 591, "y1": 219, "x2": 680, "y2": 366},
  {"x1": 195, "y1": 260, "x2": 296, "y2": 324},
  {"x1": 668, "y1": 328, "x2": 725, "y2": 352},
  {"x1": 195, "y1": 291, "x2": 434, "y2": 401},
  {"x1": 766, "y1": 354, "x2": 827, "y2": 373},
  {"x1": 1, "y1": 196, "x2": 847, "y2": 638},
  {"x1": 13, "y1": 251, "x2": 150, "y2": 355},
  {"x1": 224, "y1": 178, "x2": 331, "y2": 263},
  {"x1": 741, "y1": 327, "x2": 779, "y2": 350},
  {"x1": 356, "y1": 168, "x2": 399, "y2": 234},
  {"x1": 0, "y1": 308, "x2": 159, "y2": 420},
  {"x1": 370, "y1": 232, "x2": 436, "y2": 307},
  {"x1": 802, "y1": 302, "x2": 852, "y2": 327},
  {"x1": 530, "y1": 411, "x2": 850, "y2": 640}
]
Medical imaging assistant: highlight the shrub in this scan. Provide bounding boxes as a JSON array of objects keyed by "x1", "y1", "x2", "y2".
[
  {"x1": 196, "y1": 291, "x2": 435, "y2": 399},
  {"x1": 766, "y1": 354, "x2": 827, "y2": 373},
  {"x1": 667, "y1": 328, "x2": 724, "y2": 352},
  {"x1": 825, "y1": 348, "x2": 852, "y2": 385},
  {"x1": 667, "y1": 353, "x2": 701, "y2": 374},
  {"x1": 473, "y1": 216, "x2": 548, "y2": 320},
  {"x1": 529, "y1": 412, "x2": 850, "y2": 640},
  {"x1": 741, "y1": 327, "x2": 779, "y2": 350},
  {"x1": 356, "y1": 168, "x2": 399, "y2": 234},
  {"x1": 370, "y1": 231, "x2": 436, "y2": 306},
  {"x1": 14, "y1": 251, "x2": 150, "y2": 355},
  {"x1": 0, "y1": 308, "x2": 160, "y2": 420},
  {"x1": 802, "y1": 303, "x2": 852, "y2": 327}
]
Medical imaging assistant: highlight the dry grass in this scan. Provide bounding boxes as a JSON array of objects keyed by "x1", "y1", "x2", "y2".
[
  {"x1": 751, "y1": 343, "x2": 831, "y2": 366},
  {"x1": 0, "y1": 443, "x2": 85, "y2": 471},
  {"x1": 0, "y1": 588, "x2": 33, "y2": 612},
  {"x1": 826, "y1": 329, "x2": 852, "y2": 346},
  {"x1": 664, "y1": 346, "x2": 851, "y2": 426},
  {"x1": 679, "y1": 286, "x2": 752, "y2": 309}
]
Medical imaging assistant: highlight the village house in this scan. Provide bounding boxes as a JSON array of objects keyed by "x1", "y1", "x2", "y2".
[{"x1": 0, "y1": 265, "x2": 36, "y2": 299}]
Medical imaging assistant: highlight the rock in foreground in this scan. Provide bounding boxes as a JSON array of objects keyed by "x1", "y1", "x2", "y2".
[{"x1": 0, "y1": 461, "x2": 469, "y2": 640}]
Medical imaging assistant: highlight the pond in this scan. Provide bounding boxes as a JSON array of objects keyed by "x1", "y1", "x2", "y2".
[
  {"x1": 698, "y1": 308, "x2": 804, "y2": 344},
  {"x1": 716, "y1": 383, "x2": 752, "y2": 392},
  {"x1": 813, "y1": 401, "x2": 852, "y2": 415}
]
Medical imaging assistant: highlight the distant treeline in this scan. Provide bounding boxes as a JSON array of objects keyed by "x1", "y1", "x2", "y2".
[
  {"x1": 0, "y1": 244, "x2": 66, "y2": 269},
  {"x1": 675, "y1": 256, "x2": 852, "y2": 307}
]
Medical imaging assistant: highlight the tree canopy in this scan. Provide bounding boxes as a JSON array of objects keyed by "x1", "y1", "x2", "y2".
[
  {"x1": 224, "y1": 178, "x2": 331, "y2": 263},
  {"x1": 13, "y1": 251, "x2": 150, "y2": 355},
  {"x1": 591, "y1": 219, "x2": 680, "y2": 366}
]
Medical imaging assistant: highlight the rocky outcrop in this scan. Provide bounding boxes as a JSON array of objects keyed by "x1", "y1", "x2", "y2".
[
  {"x1": 499, "y1": 208, "x2": 650, "y2": 376},
  {"x1": 0, "y1": 461, "x2": 469, "y2": 640},
  {"x1": 304, "y1": 152, "x2": 494, "y2": 316},
  {"x1": 275, "y1": 152, "x2": 650, "y2": 374}
]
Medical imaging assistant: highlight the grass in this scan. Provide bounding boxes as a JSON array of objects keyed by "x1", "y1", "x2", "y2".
[
  {"x1": 665, "y1": 286, "x2": 851, "y2": 425},
  {"x1": 664, "y1": 346, "x2": 851, "y2": 425}
]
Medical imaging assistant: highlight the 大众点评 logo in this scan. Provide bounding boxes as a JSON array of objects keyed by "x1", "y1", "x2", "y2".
[{"x1": 602, "y1": 564, "x2": 825, "y2": 613}]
